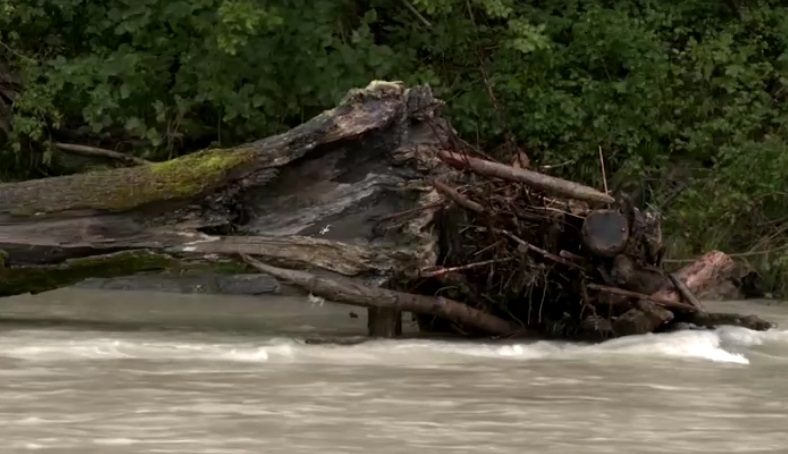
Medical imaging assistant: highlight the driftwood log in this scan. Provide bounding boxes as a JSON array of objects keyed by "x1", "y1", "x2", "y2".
[
  {"x1": 0, "y1": 81, "x2": 439, "y2": 278},
  {"x1": 0, "y1": 81, "x2": 473, "y2": 335},
  {"x1": 0, "y1": 80, "x2": 774, "y2": 339}
]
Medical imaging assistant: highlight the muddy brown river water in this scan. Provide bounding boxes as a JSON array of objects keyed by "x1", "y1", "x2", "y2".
[{"x1": 0, "y1": 288, "x2": 786, "y2": 453}]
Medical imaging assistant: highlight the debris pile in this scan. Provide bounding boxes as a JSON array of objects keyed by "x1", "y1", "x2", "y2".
[{"x1": 405, "y1": 137, "x2": 773, "y2": 340}]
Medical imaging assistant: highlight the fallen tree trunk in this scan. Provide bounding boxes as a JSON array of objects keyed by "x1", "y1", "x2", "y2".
[
  {"x1": 0, "y1": 82, "x2": 445, "y2": 298},
  {"x1": 0, "y1": 80, "x2": 773, "y2": 340},
  {"x1": 0, "y1": 81, "x2": 458, "y2": 337}
]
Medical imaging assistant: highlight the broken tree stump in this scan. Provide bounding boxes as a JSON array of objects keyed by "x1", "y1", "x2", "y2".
[{"x1": 0, "y1": 82, "x2": 446, "y2": 308}]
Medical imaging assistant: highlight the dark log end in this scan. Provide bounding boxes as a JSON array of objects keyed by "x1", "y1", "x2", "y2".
[{"x1": 581, "y1": 209, "x2": 630, "y2": 257}]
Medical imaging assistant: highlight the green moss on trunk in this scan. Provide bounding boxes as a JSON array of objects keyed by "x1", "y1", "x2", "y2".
[
  {"x1": 136, "y1": 147, "x2": 260, "y2": 207},
  {"x1": 0, "y1": 147, "x2": 260, "y2": 215},
  {"x1": 0, "y1": 250, "x2": 261, "y2": 297},
  {"x1": 0, "y1": 250, "x2": 178, "y2": 297}
]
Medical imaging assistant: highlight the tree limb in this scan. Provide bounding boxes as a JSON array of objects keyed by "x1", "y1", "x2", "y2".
[
  {"x1": 438, "y1": 150, "x2": 615, "y2": 204},
  {"x1": 53, "y1": 142, "x2": 151, "y2": 166},
  {"x1": 241, "y1": 254, "x2": 519, "y2": 336}
]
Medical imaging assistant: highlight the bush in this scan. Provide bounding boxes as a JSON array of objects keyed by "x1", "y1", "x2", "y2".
[{"x1": 1, "y1": 0, "x2": 786, "y2": 293}]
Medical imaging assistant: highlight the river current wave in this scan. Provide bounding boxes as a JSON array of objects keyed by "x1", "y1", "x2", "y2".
[{"x1": 0, "y1": 289, "x2": 785, "y2": 453}]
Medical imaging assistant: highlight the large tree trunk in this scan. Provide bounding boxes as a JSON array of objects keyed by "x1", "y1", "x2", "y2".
[
  {"x1": 0, "y1": 80, "x2": 771, "y2": 340},
  {"x1": 0, "y1": 82, "x2": 446, "y2": 305}
]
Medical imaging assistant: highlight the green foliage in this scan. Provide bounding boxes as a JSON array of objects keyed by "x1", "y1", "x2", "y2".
[
  {"x1": 1, "y1": 0, "x2": 787, "y2": 293},
  {"x1": 0, "y1": 0, "x2": 405, "y2": 168}
]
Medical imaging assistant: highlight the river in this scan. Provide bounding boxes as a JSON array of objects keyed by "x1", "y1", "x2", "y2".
[{"x1": 0, "y1": 288, "x2": 786, "y2": 453}]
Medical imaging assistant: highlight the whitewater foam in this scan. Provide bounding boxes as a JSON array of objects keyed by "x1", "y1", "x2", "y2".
[{"x1": 0, "y1": 325, "x2": 785, "y2": 366}]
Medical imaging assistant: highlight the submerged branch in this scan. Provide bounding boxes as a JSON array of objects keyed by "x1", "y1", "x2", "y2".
[{"x1": 241, "y1": 254, "x2": 519, "y2": 336}]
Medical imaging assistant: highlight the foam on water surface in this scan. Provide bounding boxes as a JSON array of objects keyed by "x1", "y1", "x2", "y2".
[
  {"x1": 1, "y1": 325, "x2": 785, "y2": 367},
  {"x1": 2, "y1": 292, "x2": 787, "y2": 454}
]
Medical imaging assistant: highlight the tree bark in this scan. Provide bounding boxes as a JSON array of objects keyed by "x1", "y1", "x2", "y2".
[
  {"x1": 0, "y1": 82, "x2": 447, "y2": 297},
  {"x1": 437, "y1": 150, "x2": 615, "y2": 204},
  {"x1": 53, "y1": 142, "x2": 150, "y2": 166},
  {"x1": 241, "y1": 254, "x2": 517, "y2": 336},
  {"x1": 651, "y1": 250, "x2": 736, "y2": 309}
]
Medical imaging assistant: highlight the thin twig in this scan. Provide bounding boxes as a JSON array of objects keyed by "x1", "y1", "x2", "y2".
[
  {"x1": 579, "y1": 278, "x2": 596, "y2": 318},
  {"x1": 433, "y1": 180, "x2": 485, "y2": 213},
  {"x1": 400, "y1": 0, "x2": 432, "y2": 27},
  {"x1": 559, "y1": 250, "x2": 584, "y2": 262},
  {"x1": 419, "y1": 257, "x2": 515, "y2": 278},
  {"x1": 538, "y1": 279, "x2": 547, "y2": 324},
  {"x1": 0, "y1": 40, "x2": 36, "y2": 63},
  {"x1": 598, "y1": 145, "x2": 609, "y2": 195},
  {"x1": 53, "y1": 142, "x2": 150, "y2": 166},
  {"x1": 539, "y1": 159, "x2": 577, "y2": 170},
  {"x1": 497, "y1": 229, "x2": 583, "y2": 269}
]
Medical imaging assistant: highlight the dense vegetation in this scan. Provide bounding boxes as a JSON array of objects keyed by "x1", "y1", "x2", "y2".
[{"x1": 1, "y1": 0, "x2": 786, "y2": 293}]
